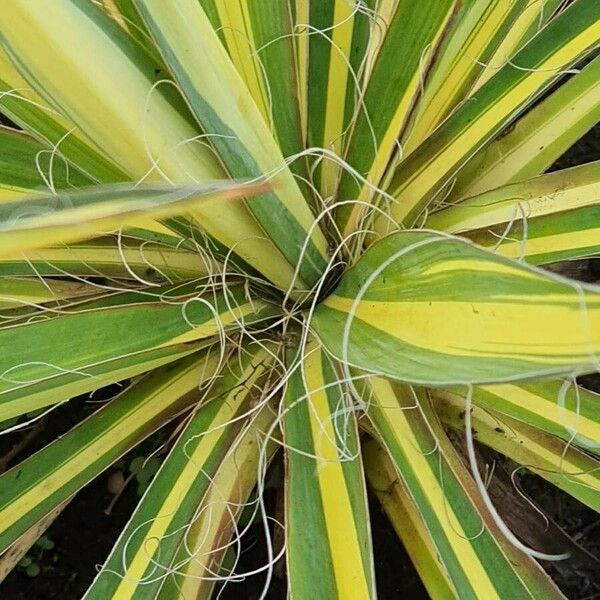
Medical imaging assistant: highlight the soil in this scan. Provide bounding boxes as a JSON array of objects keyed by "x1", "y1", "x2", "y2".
[{"x1": 0, "y1": 113, "x2": 598, "y2": 600}]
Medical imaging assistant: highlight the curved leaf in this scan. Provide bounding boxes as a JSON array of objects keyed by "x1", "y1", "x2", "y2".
[
  {"x1": 313, "y1": 231, "x2": 600, "y2": 385},
  {"x1": 0, "y1": 181, "x2": 266, "y2": 258}
]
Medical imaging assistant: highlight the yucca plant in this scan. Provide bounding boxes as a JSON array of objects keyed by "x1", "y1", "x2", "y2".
[{"x1": 0, "y1": 0, "x2": 598, "y2": 597}]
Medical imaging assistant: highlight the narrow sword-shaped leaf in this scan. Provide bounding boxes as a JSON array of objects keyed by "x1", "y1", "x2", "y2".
[
  {"x1": 467, "y1": 204, "x2": 600, "y2": 266},
  {"x1": 284, "y1": 341, "x2": 375, "y2": 599},
  {"x1": 0, "y1": 349, "x2": 222, "y2": 554},
  {"x1": 0, "y1": 343, "x2": 204, "y2": 425},
  {"x1": 452, "y1": 57, "x2": 600, "y2": 200},
  {"x1": 135, "y1": 0, "x2": 329, "y2": 289},
  {"x1": 427, "y1": 161, "x2": 600, "y2": 234},
  {"x1": 0, "y1": 181, "x2": 265, "y2": 258},
  {"x1": 0, "y1": 1, "x2": 219, "y2": 180},
  {"x1": 199, "y1": 0, "x2": 306, "y2": 170},
  {"x1": 312, "y1": 231, "x2": 600, "y2": 385},
  {"x1": 336, "y1": 0, "x2": 457, "y2": 235},
  {"x1": 0, "y1": 236, "x2": 212, "y2": 283},
  {"x1": 0, "y1": 284, "x2": 276, "y2": 423},
  {"x1": 382, "y1": 0, "x2": 600, "y2": 228},
  {"x1": 0, "y1": 277, "x2": 96, "y2": 310},
  {"x1": 305, "y1": 0, "x2": 374, "y2": 198},
  {"x1": 157, "y1": 406, "x2": 278, "y2": 600},
  {"x1": 473, "y1": 0, "x2": 568, "y2": 91},
  {"x1": 85, "y1": 343, "x2": 274, "y2": 600},
  {"x1": 362, "y1": 437, "x2": 456, "y2": 599},
  {"x1": 364, "y1": 378, "x2": 564, "y2": 599},
  {"x1": 435, "y1": 392, "x2": 600, "y2": 512},
  {"x1": 404, "y1": 1, "x2": 527, "y2": 155},
  {"x1": 435, "y1": 381, "x2": 600, "y2": 455},
  {"x1": 0, "y1": 50, "x2": 127, "y2": 185},
  {"x1": 198, "y1": 0, "x2": 270, "y2": 120},
  {"x1": 0, "y1": 0, "x2": 299, "y2": 290}
]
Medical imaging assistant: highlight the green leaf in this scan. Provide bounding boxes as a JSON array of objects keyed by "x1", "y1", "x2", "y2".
[
  {"x1": 313, "y1": 231, "x2": 600, "y2": 385},
  {"x1": 0, "y1": 180, "x2": 266, "y2": 258},
  {"x1": 0, "y1": 284, "x2": 276, "y2": 423},
  {"x1": 283, "y1": 340, "x2": 375, "y2": 599},
  {"x1": 0, "y1": 235, "x2": 210, "y2": 283},
  {"x1": 0, "y1": 126, "x2": 91, "y2": 198},
  {"x1": 363, "y1": 437, "x2": 456, "y2": 599},
  {"x1": 427, "y1": 161, "x2": 600, "y2": 265},
  {"x1": 336, "y1": 0, "x2": 457, "y2": 234},
  {"x1": 363, "y1": 378, "x2": 563, "y2": 598},
  {"x1": 436, "y1": 380, "x2": 600, "y2": 455},
  {"x1": 435, "y1": 390, "x2": 600, "y2": 512},
  {"x1": 381, "y1": 0, "x2": 600, "y2": 227},
  {"x1": 85, "y1": 343, "x2": 274, "y2": 599},
  {"x1": 0, "y1": 0, "x2": 302, "y2": 290},
  {"x1": 305, "y1": 0, "x2": 375, "y2": 198},
  {"x1": 453, "y1": 56, "x2": 600, "y2": 199},
  {"x1": 157, "y1": 404, "x2": 278, "y2": 600},
  {"x1": 134, "y1": 0, "x2": 329, "y2": 289},
  {"x1": 404, "y1": 0, "x2": 528, "y2": 155},
  {"x1": 0, "y1": 349, "x2": 222, "y2": 554}
]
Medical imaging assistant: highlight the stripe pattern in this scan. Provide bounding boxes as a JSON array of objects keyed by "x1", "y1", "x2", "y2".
[
  {"x1": 0, "y1": 47, "x2": 126, "y2": 185},
  {"x1": 436, "y1": 380, "x2": 600, "y2": 454},
  {"x1": 84, "y1": 344, "x2": 273, "y2": 599},
  {"x1": 135, "y1": 0, "x2": 329, "y2": 289},
  {"x1": 336, "y1": 0, "x2": 457, "y2": 234},
  {"x1": 404, "y1": 0, "x2": 527, "y2": 154},
  {"x1": 0, "y1": 285, "x2": 276, "y2": 422},
  {"x1": 364, "y1": 378, "x2": 564, "y2": 599},
  {"x1": 0, "y1": 181, "x2": 266, "y2": 258},
  {"x1": 312, "y1": 231, "x2": 600, "y2": 385},
  {"x1": 304, "y1": 0, "x2": 375, "y2": 198},
  {"x1": 284, "y1": 342, "x2": 375, "y2": 599},
  {"x1": 435, "y1": 391, "x2": 600, "y2": 511},
  {"x1": 0, "y1": 0, "x2": 302, "y2": 290},
  {"x1": 198, "y1": 0, "x2": 306, "y2": 169},
  {"x1": 158, "y1": 407, "x2": 278, "y2": 600},
  {"x1": 362, "y1": 437, "x2": 456, "y2": 599},
  {"x1": 427, "y1": 161, "x2": 600, "y2": 235},
  {"x1": 0, "y1": 235, "x2": 210, "y2": 282},
  {"x1": 382, "y1": 0, "x2": 600, "y2": 228},
  {"x1": 0, "y1": 350, "x2": 222, "y2": 553},
  {"x1": 469, "y1": 205, "x2": 600, "y2": 266},
  {"x1": 453, "y1": 56, "x2": 600, "y2": 200}
]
